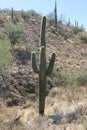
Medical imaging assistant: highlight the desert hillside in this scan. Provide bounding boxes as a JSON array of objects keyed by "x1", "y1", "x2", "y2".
[{"x1": 0, "y1": 10, "x2": 87, "y2": 130}]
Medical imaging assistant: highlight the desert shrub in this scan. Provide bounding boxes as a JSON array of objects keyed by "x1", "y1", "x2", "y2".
[
  {"x1": 51, "y1": 68, "x2": 65, "y2": 86},
  {"x1": 0, "y1": 40, "x2": 12, "y2": 74},
  {"x1": 21, "y1": 10, "x2": 40, "y2": 23},
  {"x1": 58, "y1": 28, "x2": 72, "y2": 40},
  {"x1": 76, "y1": 70, "x2": 87, "y2": 86},
  {"x1": 29, "y1": 9, "x2": 40, "y2": 17},
  {"x1": 21, "y1": 11, "x2": 30, "y2": 22},
  {"x1": 0, "y1": 17, "x2": 5, "y2": 27},
  {"x1": 72, "y1": 25, "x2": 84, "y2": 34},
  {"x1": 58, "y1": 15, "x2": 66, "y2": 24},
  {"x1": 47, "y1": 12, "x2": 55, "y2": 25},
  {"x1": 61, "y1": 70, "x2": 86, "y2": 87},
  {"x1": 0, "y1": 33, "x2": 6, "y2": 40},
  {"x1": 72, "y1": 26, "x2": 81, "y2": 34},
  {"x1": 78, "y1": 32, "x2": 87, "y2": 43},
  {"x1": 50, "y1": 26, "x2": 56, "y2": 34},
  {"x1": 5, "y1": 23, "x2": 26, "y2": 45},
  {"x1": 51, "y1": 69, "x2": 87, "y2": 87}
]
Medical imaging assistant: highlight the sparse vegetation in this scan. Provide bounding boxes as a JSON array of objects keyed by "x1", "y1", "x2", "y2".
[
  {"x1": 21, "y1": 10, "x2": 40, "y2": 23},
  {"x1": 21, "y1": 11, "x2": 30, "y2": 23},
  {"x1": 52, "y1": 68, "x2": 87, "y2": 87},
  {"x1": 71, "y1": 22, "x2": 85, "y2": 34},
  {"x1": 29, "y1": 9, "x2": 40, "y2": 17},
  {"x1": 58, "y1": 14, "x2": 66, "y2": 24},
  {"x1": 0, "y1": 17, "x2": 5, "y2": 27},
  {"x1": 47, "y1": 11, "x2": 55, "y2": 25},
  {"x1": 5, "y1": 23, "x2": 26, "y2": 45},
  {"x1": 78, "y1": 32, "x2": 87, "y2": 43},
  {"x1": 0, "y1": 40, "x2": 12, "y2": 74}
]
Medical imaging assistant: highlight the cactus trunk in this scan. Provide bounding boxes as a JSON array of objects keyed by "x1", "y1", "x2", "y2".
[
  {"x1": 39, "y1": 47, "x2": 46, "y2": 115},
  {"x1": 39, "y1": 73, "x2": 46, "y2": 115},
  {"x1": 39, "y1": 74, "x2": 46, "y2": 115}
]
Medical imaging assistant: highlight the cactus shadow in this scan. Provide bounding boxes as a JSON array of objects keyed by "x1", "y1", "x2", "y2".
[
  {"x1": 47, "y1": 110, "x2": 79, "y2": 124},
  {"x1": 47, "y1": 114, "x2": 63, "y2": 124}
]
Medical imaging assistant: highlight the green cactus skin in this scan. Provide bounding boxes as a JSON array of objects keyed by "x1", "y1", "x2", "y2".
[
  {"x1": 46, "y1": 53, "x2": 55, "y2": 76},
  {"x1": 32, "y1": 16, "x2": 55, "y2": 116},
  {"x1": 32, "y1": 53, "x2": 39, "y2": 74},
  {"x1": 39, "y1": 46, "x2": 46, "y2": 115}
]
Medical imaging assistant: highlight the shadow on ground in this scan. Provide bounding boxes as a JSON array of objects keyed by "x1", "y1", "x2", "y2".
[{"x1": 12, "y1": 48, "x2": 31, "y2": 65}]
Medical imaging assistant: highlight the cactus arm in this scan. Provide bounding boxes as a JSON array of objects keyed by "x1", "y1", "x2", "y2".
[
  {"x1": 41, "y1": 16, "x2": 46, "y2": 47},
  {"x1": 46, "y1": 53, "x2": 55, "y2": 76},
  {"x1": 32, "y1": 52, "x2": 39, "y2": 74}
]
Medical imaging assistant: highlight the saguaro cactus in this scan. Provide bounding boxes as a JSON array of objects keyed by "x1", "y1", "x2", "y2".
[
  {"x1": 32, "y1": 16, "x2": 55, "y2": 116},
  {"x1": 11, "y1": 7, "x2": 14, "y2": 22},
  {"x1": 54, "y1": 0, "x2": 57, "y2": 31}
]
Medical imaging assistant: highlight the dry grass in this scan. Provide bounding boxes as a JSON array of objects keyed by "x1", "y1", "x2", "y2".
[{"x1": 0, "y1": 86, "x2": 87, "y2": 130}]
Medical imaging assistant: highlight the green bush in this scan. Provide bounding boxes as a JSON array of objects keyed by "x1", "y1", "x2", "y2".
[
  {"x1": 76, "y1": 70, "x2": 87, "y2": 86},
  {"x1": 72, "y1": 26, "x2": 84, "y2": 34},
  {"x1": 50, "y1": 26, "x2": 56, "y2": 34},
  {"x1": 5, "y1": 23, "x2": 26, "y2": 45},
  {"x1": 0, "y1": 40, "x2": 12, "y2": 74},
  {"x1": 51, "y1": 68, "x2": 65, "y2": 86},
  {"x1": 51, "y1": 69, "x2": 87, "y2": 87},
  {"x1": 0, "y1": 33, "x2": 6, "y2": 40},
  {"x1": 21, "y1": 10, "x2": 39, "y2": 23},
  {"x1": 21, "y1": 11, "x2": 30, "y2": 22},
  {"x1": 78, "y1": 32, "x2": 87, "y2": 43},
  {"x1": 0, "y1": 17, "x2": 5, "y2": 27}
]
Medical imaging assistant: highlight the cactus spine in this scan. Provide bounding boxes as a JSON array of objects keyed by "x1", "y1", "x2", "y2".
[{"x1": 32, "y1": 16, "x2": 55, "y2": 116}]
